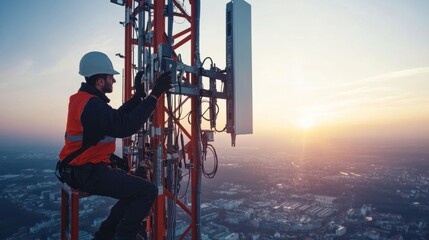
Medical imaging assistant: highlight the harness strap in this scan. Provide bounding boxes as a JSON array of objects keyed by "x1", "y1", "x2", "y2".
[{"x1": 55, "y1": 144, "x2": 92, "y2": 183}]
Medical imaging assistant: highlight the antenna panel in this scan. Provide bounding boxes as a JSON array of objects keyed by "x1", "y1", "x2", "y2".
[{"x1": 226, "y1": 0, "x2": 253, "y2": 135}]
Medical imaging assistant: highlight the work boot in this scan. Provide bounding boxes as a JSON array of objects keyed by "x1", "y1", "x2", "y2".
[{"x1": 92, "y1": 219, "x2": 116, "y2": 240}]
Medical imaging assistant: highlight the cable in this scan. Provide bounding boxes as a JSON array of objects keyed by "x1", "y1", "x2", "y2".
[
  {"x1": 201, "y1": 100, "x2": 211, "y2": 121},
  {"x1": 201, "y1": 57, "x2": 213, "y2": 68},
  {"x1": 200, "y1": 98, "x2": 226, "y2": 132},
  {"x1": 174, "y1": 58, "x2": 184, "y2": 120},
  {"x1": 214, "y1": 124, "x2": 227, "y2": 133},
  {"x1": 173, "y1": 0, "x2": 188, "y2": 24},
  {"x1": 178, "y1": 169, "x2": 191, "y2": 199},
  {"x1": 201, "y1": 99, "x2": 220, "y2": 122},
  {"x1": 202, "y1": 144, "x2": 218, "y2": 178}
]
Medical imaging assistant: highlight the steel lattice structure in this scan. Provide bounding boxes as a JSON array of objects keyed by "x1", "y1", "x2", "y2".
[{"x1": 121, "y1": 0, "x2": 205, "y2": 239}]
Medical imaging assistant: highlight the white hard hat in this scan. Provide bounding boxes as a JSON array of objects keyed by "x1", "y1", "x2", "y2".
[{"x1": 79, "y1": 51, "x2": 120, "y2": 77}]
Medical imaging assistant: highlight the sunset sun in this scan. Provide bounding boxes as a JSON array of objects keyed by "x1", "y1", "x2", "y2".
[{"x1": 298, "y1": 114, "x2": 315, "y2": 130}]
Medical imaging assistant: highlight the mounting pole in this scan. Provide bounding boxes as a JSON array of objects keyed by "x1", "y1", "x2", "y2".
[
  {"x1": 152, "y1": 1, "x2": 167, "y2": 238},
  {"x1": 191, "y1": 1, "x2": 202, "y2": 239}
]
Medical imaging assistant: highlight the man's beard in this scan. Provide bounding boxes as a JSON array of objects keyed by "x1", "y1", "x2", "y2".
[{"x1": 102, "y1": 84, "x2": 113, "y2": 93}]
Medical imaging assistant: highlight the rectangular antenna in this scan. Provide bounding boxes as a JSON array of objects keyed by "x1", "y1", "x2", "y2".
[{"x1": 226, "y1": 0, "x2": 253, "y2": 141}]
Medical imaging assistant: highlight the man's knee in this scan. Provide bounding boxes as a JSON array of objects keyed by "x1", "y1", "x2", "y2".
[
  {"x1": 135, "y1": 181, "x2": 158, "y2": 203},
  {"x1": 147, "y1": 182, "x2": 158, "y2": 203}
]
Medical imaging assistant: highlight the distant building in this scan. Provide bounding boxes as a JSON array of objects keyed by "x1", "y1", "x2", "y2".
[
  {"x1": 328, "y1": 221, "x2": 336, "y2": 230},
  {"x1": 290, "y1": 221, "x2": 321, "y2": 231},
  {"x1": 213, "y1": 199, "x2": 243, "y2": 210},
  {"x1": 30, "y1": 220, "x2": 57, "y2": 233},
  {"x1": 364, "y1": 229, "x2": 381, "y2": 240},
  {"x1": 224, "y1": 233, "x2": 239, "y2": 240},
  {"x1": 251, "y1": 233, "x2": 260, "y2": 240},
  {"x1": 201, "y1": 203, "x2": 219, "y2": 222},
  {"x1": 336, "y1": 225, "x2": 346, "y2": 236},
  {"x1": 92, "y1": 217, "x2": 104, "y2": 228},
  {"x1": 213, "y1": 231, "x2": 233, "y2": 240},
  {"x1": 361, "y1": 204, "x2": 372, "y2": 216},
  {"x1": 225, "y1": 209, "x2": 253, "y2": 224},
  {"x1": 314, "y1": 195, "x2": 336, "y2": 207},
  {"x1": 202, "y1": 222, "x2": 232, "y2": 240},
  {"x1": 78, "y1": 230, "x2": 93, "y2": 240},
  {"x1": 346, "y1": 208, "x2": 361, "y2": 222},
  {"x1": 40, "y1": 190, "x2": 50, "y2": 200},
  {"x1": 202, "y1": 233, "x2": 210, "y2": 240},
  {"x1": 250, "y1": 218, "x2": 261, "y2": 228},
  {"x1": 260, "y1": 220, "x2": 282, "y2": 231},
  {"x1": 201, "y1": 211, "x2": 219, "y2": 222},
  {"x1": 49, "y1": 192, "x2": 61, "y2": 201}
]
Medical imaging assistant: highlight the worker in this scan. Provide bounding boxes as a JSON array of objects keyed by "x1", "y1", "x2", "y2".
[{"x1": 58, "y1": 51, "x2": 172, "y2": 240}]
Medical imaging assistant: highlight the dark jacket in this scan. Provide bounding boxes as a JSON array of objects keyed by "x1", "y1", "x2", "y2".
[{"x1": 78, "y1": 82, "x2": 157, "y2": 147}]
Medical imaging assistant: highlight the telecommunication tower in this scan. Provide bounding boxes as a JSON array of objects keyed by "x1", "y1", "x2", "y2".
[{"x1": 111, "y1": 0, "x2": 252, "y2": 239}]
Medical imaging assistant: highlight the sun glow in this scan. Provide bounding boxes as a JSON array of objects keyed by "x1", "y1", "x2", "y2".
[{"x1": 298, "y1": 114, "x2": 315, "y2": 130}]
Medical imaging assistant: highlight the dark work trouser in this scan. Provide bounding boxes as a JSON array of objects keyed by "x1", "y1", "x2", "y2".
[{"x1": 72, "y1": 163, "x2": 158, "y2": 239}]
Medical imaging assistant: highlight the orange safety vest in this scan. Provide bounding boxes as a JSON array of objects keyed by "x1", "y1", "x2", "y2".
[{"x1": 59, "y1": 91, "x2": 115, "y2": 166}]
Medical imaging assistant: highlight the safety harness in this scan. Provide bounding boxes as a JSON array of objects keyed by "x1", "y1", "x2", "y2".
[{"x1": 55, "y1": 143, "x2": 93, "y2": 188}]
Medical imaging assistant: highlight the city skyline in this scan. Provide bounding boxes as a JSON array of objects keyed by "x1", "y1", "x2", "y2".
[
  {"x1": 1, "y1": 143, "x2": 428, "y2": 239},
  {"x1": 1, "y1": 0, "x2": 429, "y2": 149}
]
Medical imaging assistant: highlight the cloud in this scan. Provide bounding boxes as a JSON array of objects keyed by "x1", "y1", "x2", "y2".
[
  {"x1": 298, "y1": 67, "x2": 429, "y2": 125},
  {"x1": 353, "y1": 67, "x2": 429, "y2": 85},
  {"x1": 319, "y1": 67, "x2": 429, "y2": 91}
]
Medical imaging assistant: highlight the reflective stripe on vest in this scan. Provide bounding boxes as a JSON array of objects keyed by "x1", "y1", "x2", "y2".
[
  {"x1": 65, "y1": 134, "x2": 82, "y2": 141},
  {"x1": 65, "y1": 134, "x2": 115, "y2": 143}
]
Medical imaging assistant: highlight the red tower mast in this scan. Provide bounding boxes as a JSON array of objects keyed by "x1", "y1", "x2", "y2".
[{"x1": 121, "y1": 1, "x2": 202, "y2": 239}]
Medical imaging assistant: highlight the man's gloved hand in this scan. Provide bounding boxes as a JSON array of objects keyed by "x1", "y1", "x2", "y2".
[
  {"x1": 150, "y1": 71, "x2": 173, "y2": 98},
  {"x1": 134, "y1": 71, "x2": 146, "y2": 98}
]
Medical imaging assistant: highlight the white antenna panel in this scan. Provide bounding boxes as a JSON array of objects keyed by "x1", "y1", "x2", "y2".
[{"x1": 226, "y1": 0, "x2": 253, "y2": 135}]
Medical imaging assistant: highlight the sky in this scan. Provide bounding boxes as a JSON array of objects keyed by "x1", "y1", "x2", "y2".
[{"x1": 1, "y1": 0, "x2": 429, "y2": 150}]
